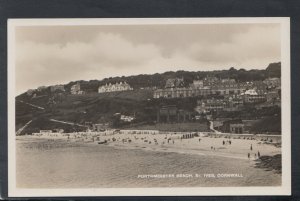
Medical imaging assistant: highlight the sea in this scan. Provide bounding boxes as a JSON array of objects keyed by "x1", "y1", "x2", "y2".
[{"x1": 16, "y1": 137, "x2": 281, "y2": 188}]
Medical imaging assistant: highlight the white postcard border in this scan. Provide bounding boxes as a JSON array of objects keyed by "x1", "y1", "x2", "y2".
[{"x1": 7, "y1": 17, "x2": 291, "y2": 197}]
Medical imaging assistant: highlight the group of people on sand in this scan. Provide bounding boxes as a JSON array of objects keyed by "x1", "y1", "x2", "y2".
[
  {"x1": 247, "y1": 143, "x2": 261, "y2": 159},
  {"x1": 64, "y1": 133, "x2": 265, "y2": 160},
  {"x1": 222, "y1": 140, "x2": 232, "y2": 145},
  {"x1": 206, "y1": 140, "x2": 233, "y2": 152},
  {"x1": 102, "y1": 134, "x2": 176, "y2": 146}
]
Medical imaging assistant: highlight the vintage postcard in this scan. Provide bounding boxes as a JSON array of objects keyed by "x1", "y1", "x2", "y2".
[{"x1": 7, "y1": 18, "x2": 291, "y2": 197}]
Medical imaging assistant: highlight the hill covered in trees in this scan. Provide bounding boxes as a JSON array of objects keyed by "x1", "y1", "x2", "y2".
[{"x1": 70, "y1": 62, "x2": 281, "y2": 92}]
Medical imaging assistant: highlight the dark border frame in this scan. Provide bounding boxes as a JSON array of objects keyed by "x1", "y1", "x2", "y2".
[{"x1": 0, "y1": 0, "x2": 299, "y2": 200}]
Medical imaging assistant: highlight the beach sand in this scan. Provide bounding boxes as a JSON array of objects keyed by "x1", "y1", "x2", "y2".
[{"x1": 25, "y1": 132, "x2": 281, "y2": 160}]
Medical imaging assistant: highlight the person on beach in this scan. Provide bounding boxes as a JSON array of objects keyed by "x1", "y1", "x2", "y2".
[
  {"x1": 199, "y1": 138, "x2": 201, "y2": 143},
  {"x1": 258, "y1": 151, "x2": 261, "y2": 158},
  {"x1": 223, "y1": 140, "x2": 225, "y2": 145},
  {"x1": 248, "y1": 153, "x2": 250, "y2": 159},
  {"x1": 250, "y1": 144, "x2": 253, "y2": 151},
  {"x1": 229, "y1": 140, "x2": 231, "y2": 145},
  {"x1": 211, "y1": 146, "x2": 213, "y2": 150}
]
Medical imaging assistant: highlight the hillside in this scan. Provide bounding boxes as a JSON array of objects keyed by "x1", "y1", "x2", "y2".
[
  {"x1": 16, "y1": 90, "x2": 155, "y2": 133},
  {"x1": 15, "y1": 62, "x2": 281, "y2": 134},
  {"x1": 250, "y1": 116, "x2": 281, "y2": 134}
]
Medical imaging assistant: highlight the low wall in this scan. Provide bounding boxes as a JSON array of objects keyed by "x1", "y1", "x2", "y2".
[{"x1": 207, "y1": 132, "x2": 281, "y2": 143}]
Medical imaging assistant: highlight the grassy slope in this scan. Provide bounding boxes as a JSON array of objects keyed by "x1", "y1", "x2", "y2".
[
  {"x1": 250, "y1": 116, "x2": 281, "y2": 134},
  {"x1": 16, "y1": 90, "x2": 155, "y2": 133},
  {"x1": 16, "y1": 89, "x2": 211, "y2": 134}
]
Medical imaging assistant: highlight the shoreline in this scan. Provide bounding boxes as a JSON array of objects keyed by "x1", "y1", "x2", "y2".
[
  {"x1": 17, "y1": 132, "x2": 282, "y2": 161},
  {"x1": 16, "y1": 133, "x2": 282, "y2": 188}
]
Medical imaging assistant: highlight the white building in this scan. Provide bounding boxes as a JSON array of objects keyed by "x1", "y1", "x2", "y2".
[
  {"x1": 241, "y1": 89, "x2": 266, "y2": 103},
  {"x1": 71, "y1": 83, "x2": 84, "y2": 94},
  {"x1": 243, "y1": 89, "x2": 258, "y2": 96},
  {"x1": 192, "y1": 80, "x2": 204, "y2": 88},
  {"x1": 39, "y1": 130, "x2": 52, "y2": 134},
  {"x1": 120, "y1": 115, "x2": 135, "y2": 122},
  {"x1": 93, "y1": 123, "x2": 109, "y2": 131},
  {"x1": 98, "y1": 82, "x2": 133, "y2": 93}
]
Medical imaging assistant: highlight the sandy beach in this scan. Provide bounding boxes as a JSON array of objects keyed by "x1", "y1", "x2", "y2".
[{"x1": 25, "y1": 131, "x2": 281, "y2": 161}]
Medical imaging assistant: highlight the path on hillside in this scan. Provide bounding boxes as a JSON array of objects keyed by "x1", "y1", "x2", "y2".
[
  {"x1": 16, "y1": 120, "x2": 32, "y2": 135},
  {"x1": 49, "y1": 119, "x2": 87, "y2": 127},
  {"x1": 18, "y1": 100, "x2": 45, "y2": 110},
  {"x1": 209, "y1": 121, "x2": 222, "y2": 134}
]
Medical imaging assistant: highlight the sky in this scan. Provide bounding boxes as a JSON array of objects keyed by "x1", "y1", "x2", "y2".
[{"x1": 15, "y1": 23, "x2": 281, "y2": 94}]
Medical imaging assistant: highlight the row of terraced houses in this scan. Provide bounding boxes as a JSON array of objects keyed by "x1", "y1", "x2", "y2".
[{"x1": 153, "y1": 77, "x2": 280, "y2": 103}]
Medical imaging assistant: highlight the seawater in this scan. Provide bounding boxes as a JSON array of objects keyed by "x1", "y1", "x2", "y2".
[{"x1": 16, "y1": 137, "x2": 281, "y2": 188}]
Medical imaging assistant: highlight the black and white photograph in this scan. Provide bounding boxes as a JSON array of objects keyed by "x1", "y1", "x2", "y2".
[{"x1": 7, "y1": 18, "x2": 291, "y2": 196}]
